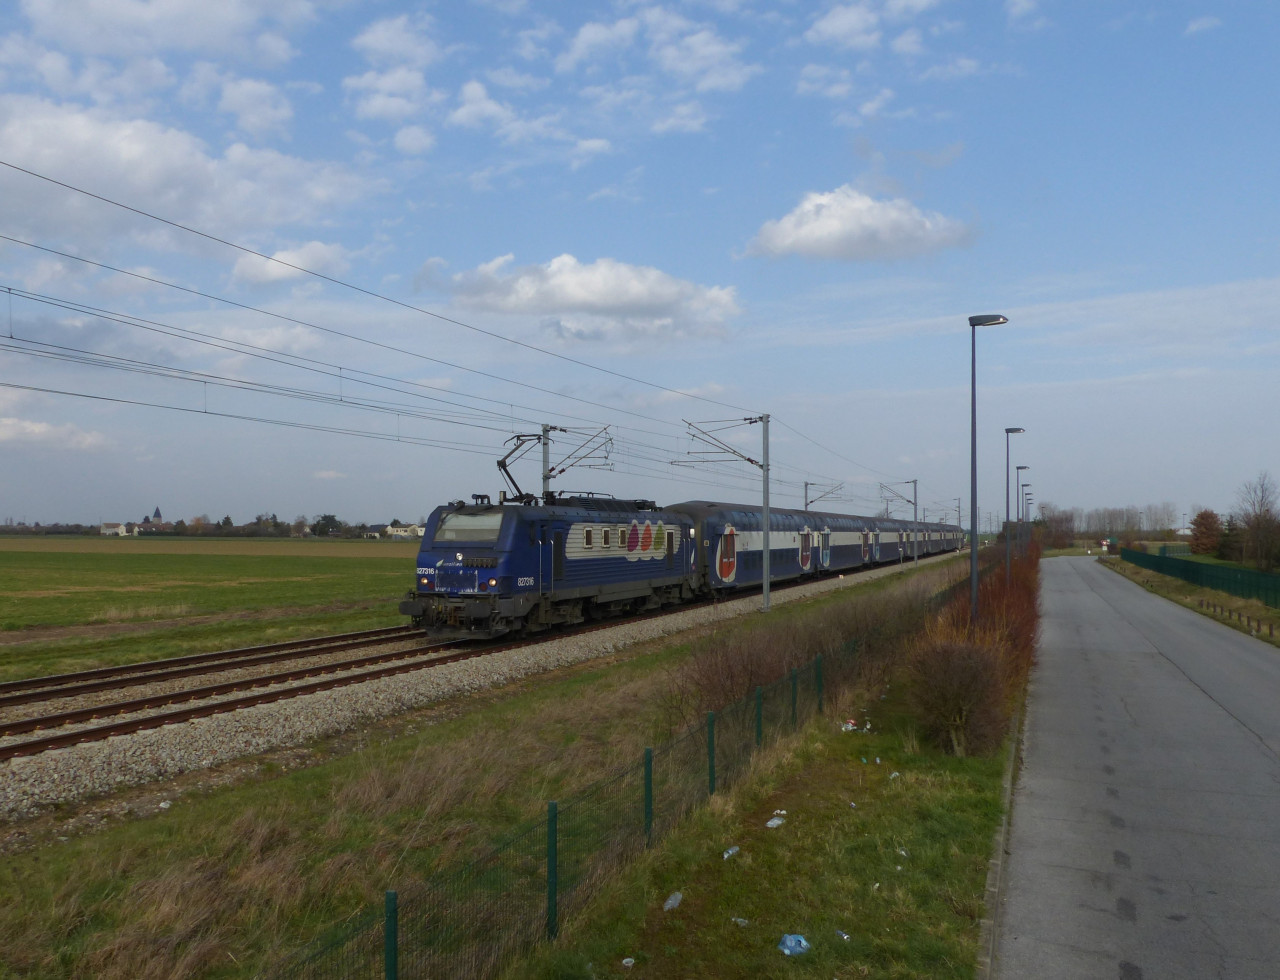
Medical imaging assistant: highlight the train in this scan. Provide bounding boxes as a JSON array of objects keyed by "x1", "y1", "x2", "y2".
[{"x1": 399, "y1": 493, "x2": 964, "y2": 640}]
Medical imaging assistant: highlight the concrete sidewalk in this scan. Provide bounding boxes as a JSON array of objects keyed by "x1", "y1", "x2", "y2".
[{"x1": 993, "y1": 556, "x2": 1280, "y2": 980}]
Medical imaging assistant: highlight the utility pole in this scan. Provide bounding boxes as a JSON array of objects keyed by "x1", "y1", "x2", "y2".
[
  {"x1": 683, "y1": 415, "x2": 771, "y2": 612},
  {"x1": 541, "y1": 423, "x2": 552, "y2": 499},
  {"x1": 879, "y1": 480, "x2": 919, "y2": 569},
  {"x1": 762, "y1": 414, "x2": 771, "y2": 611}
]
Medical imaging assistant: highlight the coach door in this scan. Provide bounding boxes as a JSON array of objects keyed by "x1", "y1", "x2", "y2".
[
  {"x1": 666, "y1": 530, "x2": 676, "y2": 569},
  {"x1": 553, "y1": 530, "x2": 566, "y2": 581}
]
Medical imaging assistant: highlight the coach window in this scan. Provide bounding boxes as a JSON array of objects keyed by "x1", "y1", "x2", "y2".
[
  {"x1": 584, "y1": 528, "x2": 594, "y2": 549},
  {"x1": 724, "y1": 529, "x2": 736, "y2": 561},
  {"x1": 603, "y1": 528, "x2": 611, "y2": 548}
]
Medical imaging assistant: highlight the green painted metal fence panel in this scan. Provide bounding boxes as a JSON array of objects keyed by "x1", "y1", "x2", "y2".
[{"x1": 1121, "y1": 549, "x2": 1280, "y2": 608}]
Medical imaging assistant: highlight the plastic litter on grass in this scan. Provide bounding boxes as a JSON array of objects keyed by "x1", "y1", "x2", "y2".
[
  {"x1": 777, "y1": 934, "x2": 811, "y2": 956},
  {"x1": 663, "y1": 891, "x2": 682, "y2": 911}
]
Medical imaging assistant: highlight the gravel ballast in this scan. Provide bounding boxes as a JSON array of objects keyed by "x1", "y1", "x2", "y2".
[{"x1": 0, "y1": 558, "x2": 950, "y2": 820}]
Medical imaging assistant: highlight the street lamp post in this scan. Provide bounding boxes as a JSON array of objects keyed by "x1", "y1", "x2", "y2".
[
  {"x1": 1015, "y1": 464, "x2": 1029, "y2": 552},
  {"x1": 1004, "y1": 428, "x2": 1024, "y2": 585},
  {"x1": 967, "y1": 314, "x2": 1009, "y2": 628},
  {"x1": 1022, "y1": 485, "x2": 1032, "y2": 545}
]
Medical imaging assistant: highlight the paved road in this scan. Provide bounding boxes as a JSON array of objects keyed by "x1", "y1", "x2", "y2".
[{"x1": 994, "y1": 556, "x2": 1280, "y2": 980}]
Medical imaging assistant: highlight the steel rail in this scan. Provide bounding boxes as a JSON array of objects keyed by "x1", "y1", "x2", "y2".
[
  {"x1": 0, "y1": 625, "x2": 417, "y2": 703},
  {"x1": 0, "y1": 641, "x2": 459, "y2": 740},
  {"x1": 0, "y1": 644, "x2": 488, "y2": 763},
  {"x1": 0, "y1": 626, "x2": 420, "y2": 711}
]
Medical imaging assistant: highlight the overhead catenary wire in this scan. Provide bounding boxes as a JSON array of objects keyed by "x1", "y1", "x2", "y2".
[
  {"x1": 0, "y1": 163, "x2": 943, "y2": 510},
  {"x1": 0, "y1": 158, "x2": 758, "y2": 414},
  {"x1": 8, "y1": 285, "x2": 888, "y2": 506}
]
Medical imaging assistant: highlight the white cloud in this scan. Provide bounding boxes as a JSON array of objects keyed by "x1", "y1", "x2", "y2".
[
  {"x1": 343, "y1": 67, "x2": 439, "y2": 122},
  {"x1": 20, "y1": 0, "x2": 314, "y2": 60},
  {"x1": 486, "y1": 67, "x2": 549, "y2": 90},
  {"x1": 0, "y1": 35, "x2": 175, "y2": 104},
  {"x1": 1184, "y1": 16, "x2": 1221, "y2": 36},
  {"x1": 652, "y1": 101, "x2": 708, "y2": 133},
  {"x1": 313, "y1": 469, "x2": 346, "y2": 480},
  {"x1": 0, "y1": 416, "x2": 107, "y2": 450},
  {"x1": 570, "y1": 138, "x2": 611, "y2": 169},
  {"x1": 797, "y1": 64, "x2": 853, "y2": 98},
  {"x1": 218, "y1": 78, "x2": 292, "y2": 136},
  {"x1": 448, "y1": 80, "x2": 516, "y2": 129},
  {"x1": 859, "y1": 88, "x2": 894, "y2": 117},
  {"x1": 805, "y1": 4, "x2": 881, "y2": 51},
  {"x1": 748, "y1": 184, "x2": 969, "y2": 260},
  {"x1": 394, "y1": 124, "x2": 435, "y2": 155},
  {"x1": 231, "y1": 241, "x2": 350, "y2": 284},
  {"x1": 920, "y1": 56, "x2": 980, "y2": 81},
  {"x1": 0, "y1": 95, "x2": 368, "y2": 244},
  {"x1": 884, "y1": 0, "x2": 940, "y2": 18},
  {"x1": 891, "y1": 28, "x2": 924, "y2": 56},
  {"x1": 641, "y1": 10, "x2": 761, "y2": 92},
  {"x1": 351, "y1": 14, "x2": 439, "y2": 69},
  {"x1": 515, "y1": 22, "x2": 561, "y2": 61},
  {"x1": 447, "y1": 253, "x2": 739, "y2": 340},
  {"x1": 1005, "y1": 0, "x2": 1048, "y2": 29},
  {"x1": 556, "y1": 18, "x2": 639, "y2": 73}
]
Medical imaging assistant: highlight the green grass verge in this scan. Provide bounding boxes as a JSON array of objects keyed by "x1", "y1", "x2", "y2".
[
  {"x1": 1103, "y1": 557, "x2": 1279, "y2": 647},
  {"x1": 0, "y1": 545, "x2": 416, "y2": 681},
  {"x1": 513, "y1": 685, "x2": 1004, "y2": 980}
]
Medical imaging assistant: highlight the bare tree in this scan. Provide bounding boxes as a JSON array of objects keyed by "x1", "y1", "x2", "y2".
[{"x1": 1237, "y1": 472, "x2": 1280, "y2": 572}]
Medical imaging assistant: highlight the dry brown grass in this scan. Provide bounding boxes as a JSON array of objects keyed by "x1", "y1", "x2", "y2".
[{"x1": 905, "y1": 542, "x2": 1041, "y2": 756}]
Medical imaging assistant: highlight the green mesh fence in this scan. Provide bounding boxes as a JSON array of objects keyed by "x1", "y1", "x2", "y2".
[
  {"x1": 271, "y1": 576, "x2": 963, "y2": 980},
  {"x1": 271, "y1": 907, "x2": 383, "y2": 980},
  {"x1": 1121, "y1": 549, "x2": 1280, "y2": 608},
  {"x1": 398, "y1": 819, "x2": 547, "y2": 978}
]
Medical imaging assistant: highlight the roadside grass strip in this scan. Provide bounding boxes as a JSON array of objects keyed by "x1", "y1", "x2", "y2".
[
  {"x1": 1103, "y1": 556, "x2": 1280, "y2": 647},
  {"x1": 515, "y1": 684, "x2": 1005, "y2": 980}
]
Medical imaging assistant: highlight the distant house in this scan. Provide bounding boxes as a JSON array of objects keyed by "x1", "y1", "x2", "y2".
[
  {"x1": 384, "y1": 524, "x2": 422, "y2": 540},
  {"x1": 100, "y1": 523, "x2": 136, "y2": 537}
]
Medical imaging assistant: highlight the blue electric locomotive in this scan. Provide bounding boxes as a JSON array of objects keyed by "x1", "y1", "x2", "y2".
[
  {"x1": 400, "y1": 492, "x2": 964, "y2": 640},
  {"x1": 399, "y1": 495, "x2": 696, "y2": 639}
]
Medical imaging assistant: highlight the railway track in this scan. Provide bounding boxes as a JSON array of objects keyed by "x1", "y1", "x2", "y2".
[
  {"x1": 0, "y1": 624, "x2": 418, "y2": 709},
  {"x1": 0, "y1": 558, "x2": 955, "y2": 766}
]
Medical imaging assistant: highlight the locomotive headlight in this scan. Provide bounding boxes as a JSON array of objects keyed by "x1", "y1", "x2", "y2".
[{"x1": 488, "y1": 577, "x2": 498, "y2": 588}]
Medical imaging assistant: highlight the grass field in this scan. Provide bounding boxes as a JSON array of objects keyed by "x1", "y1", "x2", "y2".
[
  {"x1": 0, "y1": 537, "x2": 419, "y2": 682},
  {"x1": 0, "y1": 563, "x2": 1005, "y2": 980}
]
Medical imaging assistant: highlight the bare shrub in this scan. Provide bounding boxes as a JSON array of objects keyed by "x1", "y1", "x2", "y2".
[
  {"x1": 910, "y1": 540, "x2": 1041, "y2": 755},
  {"x1": 906, "y1": 639, "x2": 1007, "y2": 757},
  {"x1": 660, "y1": 578, "x2": 940, "y2": 732}
]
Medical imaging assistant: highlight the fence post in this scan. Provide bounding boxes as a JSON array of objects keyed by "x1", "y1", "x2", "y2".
[
  {"x1": 546, "y1": 801, "x2": 558, "y2": 940},
  {"x1": 643, "y1": 747, "x2": 653, "y2": 846},
  {"x1": 816, "y1": 654, "x2": 824, "y2": 715},
  {"x1": 707, "y1": 711, "x2": 716, "y2": 796},
  {"x1": 790, "y1": 668, "x2": 798, "y2": 728},
  {"x1": 755, "y1": 686, "x2": 763, "y2": 747},
  {"x1": 384, "y1": 891, "x2": 398, "y2": 980}
]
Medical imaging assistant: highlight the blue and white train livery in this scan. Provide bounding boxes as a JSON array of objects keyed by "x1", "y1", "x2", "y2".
[{"x1": 400, "y1": 494, "x2": 963, "y2": 639}]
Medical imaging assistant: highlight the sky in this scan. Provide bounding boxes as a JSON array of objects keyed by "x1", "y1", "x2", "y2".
[{"x1": 0, "y1": 0, "x2": 1275, "y2": 530}]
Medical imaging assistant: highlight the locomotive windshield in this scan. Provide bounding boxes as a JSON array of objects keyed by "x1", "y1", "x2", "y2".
[{"x1": 433, "y1": 512, "x2": 505, "y2": 544}]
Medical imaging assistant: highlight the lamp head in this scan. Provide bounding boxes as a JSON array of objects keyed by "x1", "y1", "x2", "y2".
[
  {"x1": 968, "y1": 314, "x2": 1009, "y2": 328},
  {"x1": 1005, "y1": 427, "x2": 1025, "y2": 434}
]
